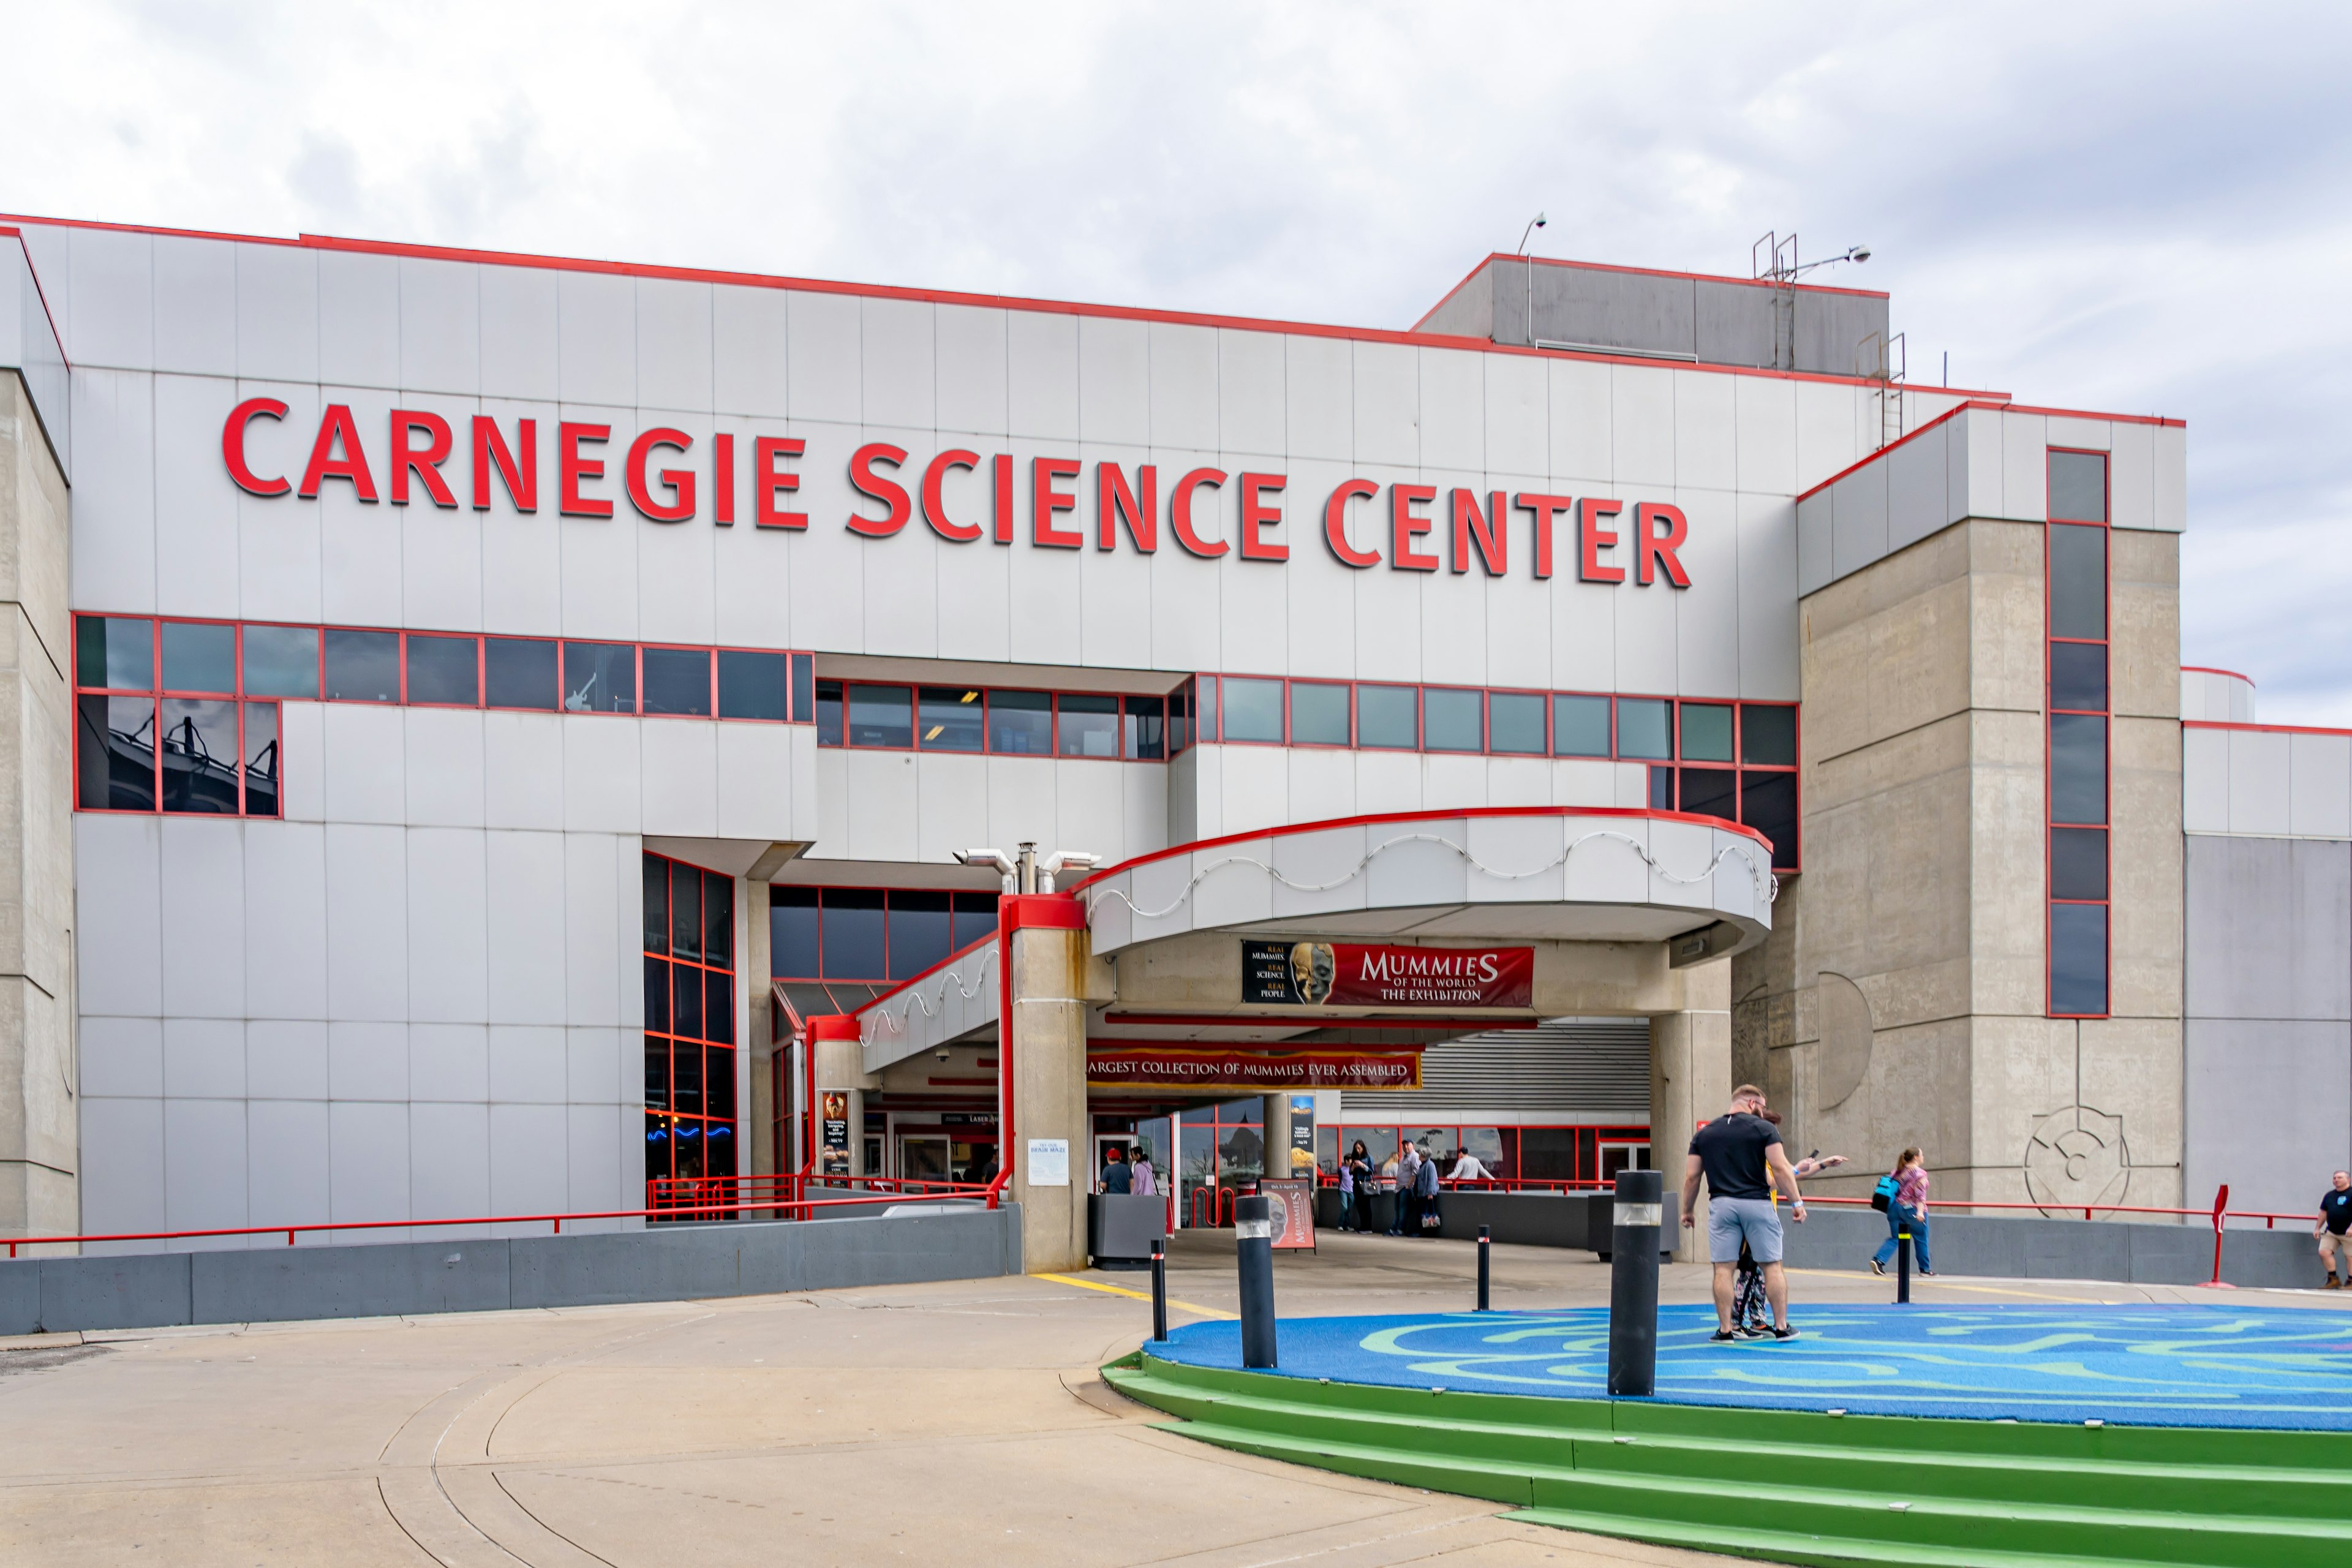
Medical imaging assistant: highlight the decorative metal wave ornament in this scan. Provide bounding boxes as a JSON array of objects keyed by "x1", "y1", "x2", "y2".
[
  {"x1": 2022, "y1": 1105, "x2": 2132, "y2": 1214},
  {"x1": 859, "y1": 948, "x2": 998, "y2": 1043}
]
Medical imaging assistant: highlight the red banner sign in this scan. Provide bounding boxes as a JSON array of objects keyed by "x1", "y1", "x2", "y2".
[
  {"x1": 1086, "y1": 1047, "x2": 1421, "y2": 1091},
  {"x1": 1243, "y1": 941, "x2": 1534, "y2": 1009}
]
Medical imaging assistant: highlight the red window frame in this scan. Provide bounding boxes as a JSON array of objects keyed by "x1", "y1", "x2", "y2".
[
  {"x1": 72, "y1": 614, "x2": 285, "y2": 818},
  {"x1": 644, "y1": 849, "x2": 741, "y2": 1208},
  {"x1": 767, "y1": 883, "x2": 1002, "y2": 986},
  {"x1": 2045, "y1": 447, "x2": 2112, "y2": 1020}
]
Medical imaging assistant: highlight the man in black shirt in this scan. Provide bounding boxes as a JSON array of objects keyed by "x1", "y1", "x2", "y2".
[
  {"x1": 1680, "y1": 1084, "x2": 1806, "y2": 1341},
  {"x1": 2315, "y1": 1170, "x2": 2352, "y2": 1287}
]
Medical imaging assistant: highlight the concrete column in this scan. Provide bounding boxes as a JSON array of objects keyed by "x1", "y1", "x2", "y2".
[
  {"x1": 1652, "y1": 957, "x2": 1733, "y2": 1264},
  {"x1": 811, "y1": 1027, "x2": 874, "y2": 1178},
  {"x1": 0, "y1": 371, "x2": 74, "y2": 1242},
  {"x1": 1262, "y1": 1094, "x2": 1292, "y2": 1182},
  {"x1": 745, "y1": 875, "x2": 774, "y2": 1177},
  {"x1": 1009, "y1": 913, "x2": 1088, "y2": 1273}
]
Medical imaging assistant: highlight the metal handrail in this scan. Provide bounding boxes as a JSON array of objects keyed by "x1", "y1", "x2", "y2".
[{"x1": 6, "y1": 1182, "x2": 1006, "y2": 1259}]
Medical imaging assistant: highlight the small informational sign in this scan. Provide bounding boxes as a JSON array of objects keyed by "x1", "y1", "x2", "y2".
[
  {"x1": 1027, "y1": 1137, "x2": 1070, "y2": 1187},
  {"x1": 1242, "y1": 941, "x2": 1534, "y2": 1009},
  {"x1": 820, "y1": 1090, "x2": 850, "y2": 1178},
  {"x1": 1087, "y1": 1047, "x2": 1420, "y2": 1092},
  {"x1": 1257, "y1": 1177, "x2": 1318, "y2": 1250},
  {"x1": 1288, "y1": 1094, "x2": 1316, "y2": 1177}
]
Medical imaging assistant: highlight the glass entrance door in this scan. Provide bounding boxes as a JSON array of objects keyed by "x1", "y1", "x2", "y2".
[{"x1": 900, "y1": 1134, "x2": 949, "y2": 1183}]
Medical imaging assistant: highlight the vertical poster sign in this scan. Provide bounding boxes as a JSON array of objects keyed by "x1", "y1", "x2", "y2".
[
  {"x1": 820, "y1": 1091, "x2": 850, "y2": 1177},
  {"x1": 1257, "y1": 1177, "x2": 1317, "y2": 1251},
  {"x1": 1028, "y1": 1137, "x2": 1070, "y2": 1186},
  {"x1": 1289, "y1": 1094, "x2": 1316, "y2": 1178}
]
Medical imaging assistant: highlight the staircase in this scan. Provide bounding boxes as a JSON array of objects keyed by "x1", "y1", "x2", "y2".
[{"x1": 1104, "y1": 1351, "x2": 2346, "y2": 1567}]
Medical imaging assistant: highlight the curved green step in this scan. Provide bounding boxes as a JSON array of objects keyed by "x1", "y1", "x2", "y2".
[{"x1": 1106, "y1": 1352, "x2": 2344, "y2": 1568}]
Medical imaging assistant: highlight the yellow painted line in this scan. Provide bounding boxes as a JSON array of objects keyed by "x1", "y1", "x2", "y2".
[{"x1": 1034, "y1": 1272, "x2": 1238, "y2": 1319}]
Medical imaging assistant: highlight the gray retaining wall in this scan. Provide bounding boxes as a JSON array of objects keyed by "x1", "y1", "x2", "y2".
[{"x1": 0, "y1": 1205, "x2": 1024, "y2": 1336}]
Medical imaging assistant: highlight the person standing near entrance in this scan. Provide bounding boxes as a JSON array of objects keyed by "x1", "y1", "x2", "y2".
[
  {"x1": 2316, "y1": 1170, "x2": 2352, "y2": 1287},
  {"x1": 1869, "y1": 1148, "x2": 1933, "y2": 1278},
  {"x1": 1414, "y1": 1139, "x2": 1441, "y2": 1235},
  {"x1": 1099, "y1": 1145, "x2": 1131, "y2": 1195},
  {"x1": 1681, "y1": 1084, "x2": 1806, "y2": 1343},
  {"x1": 1344, "y1": 1141, "x2": 1374, "y2": 1231},
  {"x1": 1391, "y1": 1143, "x2": 1422, "y2": 1235}
]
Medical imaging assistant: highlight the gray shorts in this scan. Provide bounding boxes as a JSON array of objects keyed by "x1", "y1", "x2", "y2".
[{"x1": 1708, "y1": 1196, "x2": 1784, "y2": 1265}]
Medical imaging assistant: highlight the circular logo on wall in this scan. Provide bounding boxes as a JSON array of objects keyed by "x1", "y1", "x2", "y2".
[
  {"x1": 2023, "y1": 1106, "x2": 2132, "y2": 1213},
  {"x1": 1289, "y1": 941, "x2": 1336, "y2": 1005}
]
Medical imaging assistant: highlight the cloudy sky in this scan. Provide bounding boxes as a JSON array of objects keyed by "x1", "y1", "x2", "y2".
[{"x1": 5, "y1": 2, "x2": 2346, "y2": 717}]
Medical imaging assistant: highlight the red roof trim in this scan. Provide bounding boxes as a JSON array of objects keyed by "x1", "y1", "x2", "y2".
[
  {"x1": 2181, "y1": 665, "x2": 2256, "y2": 687},
  {"x1": 1068, "y1": 804, "x2": 1773, "y2": 895},
  {"x1": 0, "y1": 210, "x2": 1991, "y2": 396},
  {"x1": 1794, "y1": 399, "x2": 2188, "y2": 505},
  {"x1": 2185, "y1": 720, "x2": 2351, "y2": 739}
]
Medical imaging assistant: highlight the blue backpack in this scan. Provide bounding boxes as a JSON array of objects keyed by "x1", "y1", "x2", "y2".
[{"x1": 1871, "y1": 1174, "x2": 1899, "y2": 1213}]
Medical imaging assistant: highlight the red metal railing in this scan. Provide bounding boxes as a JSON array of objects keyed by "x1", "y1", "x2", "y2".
[
  {"x1": 6, "y1": 1172, "x2": 1010, "y2": 1259},
  {"x1": 646, "y1": 1172, "x2": 989, "y2": 1216},
  {"x1": 1189, "y1": 1186, "x2": 1237, "y2": 1229}
]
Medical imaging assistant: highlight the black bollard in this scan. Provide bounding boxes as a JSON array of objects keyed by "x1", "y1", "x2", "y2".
[
  {"x1": 1896, "y1": 1226, "x2": 1912, "y2": 1305},
  {"x1": 1234, "y1": 1194, "x2": 1279, "y2": 1369},
  {"x1": 1606, "y1": 1169, "x2": 1663, "y2": 1397},
  {"x1": 1150, "y1": 1236, "x2": 1169, "y2": 1342},
  {"x1": 1477, "y1": 1224, "x2": 1491, "y2": 1311}
]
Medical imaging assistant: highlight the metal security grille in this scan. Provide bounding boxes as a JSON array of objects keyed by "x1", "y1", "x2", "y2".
[{"x1": 1342, "y1": 1018, "x2": 1651, "y2": 1118}]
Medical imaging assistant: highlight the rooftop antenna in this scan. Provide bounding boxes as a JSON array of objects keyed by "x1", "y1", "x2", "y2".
[
  {"x1": 1518, "y1": 212, "x2": 1547, "y2": 347},
  {"x1": 1751, "y1": 233, "x2": 1871, "y2": 370}
]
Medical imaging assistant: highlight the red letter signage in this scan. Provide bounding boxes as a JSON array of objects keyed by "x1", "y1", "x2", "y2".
[
  {"x1": 559, "y1": 423, "x2": 612, "y2": 518},
  {"x1": 922, "y1": 450, "x2": 982, "y2": 542},
  {"x1": 1635, "y1": 501, "x2": 1692, "y2": 587},
  {"x1": 299, "y1": 405, "x2": 379, "y2": 502},
  {"x1": 1450, "y1": 488, "x2": 1506, "y2": 576},
  {"x1": 1515, "y1": 492, "x2": 1571, "y2": 580},
  {"x1": 390, "y1": 410, "x2": 456, "y2": 508},
  {"x1": 1238, "y1": 473, "x2": 1288, "y2": 562},
  {"x1": 754, "y1": 437, "x2": 806, "y2": 529},
  {"x1": 1390, "y1": 483, "x2": 1438, "y2": 571},
  {"x1": 223, "y1": 398, "x2": 290, "y2": 496},
  {"x1": 1323, "y1": 479, "x2": 1380, "y2": 568},
  {"x1": 472, "y1": 416, "x2": 537, "y2": 512},
  {"x1": 1578, "y1": 497, "x2": 1625, "y2": 584},
  {"x1": 846, "y1": 443, "x2": 912, "y2": 537},
  {"x1": 1169, "y1": 468, "x2": 1228, "y2": 557},
  {"x1": 627, "y1": 428, "x2": 696, "y2": 522},
  {"x1": 1098, "y1": 462, "x2": 1158, "y2": 552},
  {"x1": 1032, "y1": 457, "x2": 1082, "y2": 548}
]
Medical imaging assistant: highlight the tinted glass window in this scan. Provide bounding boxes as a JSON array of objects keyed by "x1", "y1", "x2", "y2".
[
  {"x1": 323, "y1": 629, "x2": 401, "y2": 702},
  {"x1": 643, "y1": 957, "x2": 669, "y2": 1031},
  {"x1": 889, "y1": 890, "x2": 953, "y2": 977},
  {"x1": 814, "y1": 679, "x2": 843, "y2": 745},
  {"x1": 2049, "y1": 640, "x2": 2106, "y2": 712},
  {"x1": 1489, "y1": 693, "x2": 1545, "y2": 755},
  {"x1": 2049, "y1": 524, "x2": 2106, "y2": 641},
  {"x1": 1222, "y1": 677, "x2": 1284, "y2": 743},
  {"x1": 159, "y1": 698, "x2": 239, "y2": 813},
  {"x1": 2050, "y1": 713, "x2": 2108, "y2": 824},
  {"x1": 1357, "y1": 685, "x2": 1417, "y2": 748},
  {"x1": 2051, "y1": 827, "x2": 2108, "y2": 901},
  {"x1": 1679, "y1": 767, "x2": 1736, "y2": 821},
  {"x1": 771, "y1": 886, "x2": 820, "y2": 976},
  {"x1": 643, "y1": 854, "x2": 668, "y2": 954},
  {"x1": 846, "y1": 684, "x2": 912, "y2": 747},
  {"x1": 1681, "y1": 703, "x2": 1733, "y2": 762},
  {"x1": 1616, "y1": 698, "x2": 1673, "y2": 760},
  {"x1": 1741, "y1": 704, "x2": 1796, "y2": 766},
  {"x1": 161, "y1": 622, "x2": 236, "y2": 695},
  {"x1": 1123, "y1": 696, "x2": 1165, "y2": 760},
  {"x1": 2049, "y1": 901, "x2": 2108, "y2": 1014},
  {"x1": 1289, "y1": 682, "x2": 1349, "y2": 746},
  {"x1": 1167, "y1": 684, "x2": 1193, "y2": 753},
  {"x1": 242, "y1": 625, "x2": 319, "y2": 698},
  {"x1": 1423, "y1": 688, "x2": 1482, "y2": 752},
  {"x1": 1740, "y1": 771, "x2": 1798, "y2": 869},
  {"x1": 919, "y1": 687, "x2": 984, "y2": 752},
  {"x1": 717, "y1": 650, "x2": 789, "y2": 721},
  {"x1": 1199, "y1": 676, "x2": 1219, "y2": 742},
  {"x1": 643, "y1": 647, "x2": 713, "y2": 716},
  {"x1": 76, "y1": 616, "x2": 153, "y2": 691},
  {"x1": 405, "y1": 635, "x2": 478, "y2": 706},
  {"x1": 821, "y1": 889, "x2": 887, "y2": 979},
  {"x1": 790, "y1": 652, "x2": 815, "y2": 723},
  {"x1": 2048, "y1": 450, "x2": 2108, "y2": 522},
  {"x1": 484, "y1": 638, "x2": 559, "y2": 710},
  {"x1": 644, "y1": 1037, "x2": 669, "y2": 1109},
  {"x1": 1648, "y1": 765, "x2": 1673, "y2": 809},
  {"x1": 987, "y1": 689, "x2": 1051, "y2": 754},
  {"x1": 563, "y1": 642, "x2": 636, "y2": 714},
  {"x1": 76, "y1": 695, "x2": 156, "y2": 810},
  {"x1": 673, "y1": 963, "x2": 703, "y2": 1039},
  {"x1": 703, "y1": 870, "x2": 732, "y2": 967},
  {"x1": 242, "y1": 702, "x2": 279, "y2": 817},
  {"x1": 953, "y1": 891, "x2": 1000, "y2": 949},
  {"x1": 705, "y1": 973, "x2": 733, "y2": 1044},
  {"x1": 1553, "y1": 694, "x2": 1610, "y2": 757},
  {"x1": 671, "y1": 860, "x2": 701, "y2": 962},
  {"x1": 1056, "y1": 692, "x2": 1120, "y2": 757}
]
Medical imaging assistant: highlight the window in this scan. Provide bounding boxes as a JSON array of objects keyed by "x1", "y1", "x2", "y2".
[
  {"x1": 1553, "y1": 694, "x2": 1610, "y2": 758},
  {"x1": 2047, "y1": 451, "x2": 2110, "y2": 1018},
  {"x1": 1357, "y1": 684, "x2": 1417, "y2": 749},
  {"x1": 405, "y1": 634, "x2": 480, "y2": 706},
  {"x1": 643, "y1": 647, "x2": 713, "y2": 717},
  {"x1": 717, "y1": 650, "x2": 789, "y2": 721},
  {"x1": 1221, "y1": 677, "x2": 1284, "y2": 743},
  {"x1": 888, "y1": 890, "x2": 953, "y2": 976},
  {"x1": 564, "y1": 641, "x2": 636, "y2": 714},
  {"x1": 920, "y1": 687, "x2": 986, "y2": 752},
  {"x1": 241, "y1": 624, "x2": 319, "y2": 698},
  {"x1": 1616, "y1": 698, "x2": 1673, "y2": 760},
  {"x1": 1423, "y1": 688, "x2": 1483, "y2": 752},
  {"x1": 1289, "y1": 682, "x2": 1351, "y2": 747},
  {"x1": 1123, "y1": 695, "x2": 1166, "y2": 760},
  {"x1": 1678, "y1": 767, "x2": 1737, "y2": 822},
  {"x1": 1055, "y1": 692, "x2": 1120, "y2": 758},
  {"x1": 644, "y1": 851, "x2": 737, "y2": 1207},
  {"x1": 821, "y1": 888, "x2": 888, "y2": 978},
  {"x1": 74, "y1": 616, "x2": 281, "y2": 817},
  {"x1": 1168, "y1": 682, "x2": 1194, "y2": 753},
  {"x1": 324, "y1": 629, "x2": 400, "y2": 702},
  {"x1": 769, "y1": 885, "x2": 1003, "y2": 989},
  {"x1": 1489, "y1": 692, "x2": 1546, "y2": 755},
  {"x1": 1680, "y1": 703, "x2": 1734, "y2": 763},
  {"x1": 842, "y1": 685, "x2": 911, "y2": 747},
  {"x1": 1740, "y1": 704, "x2": 1796, "y2": 766},
  {"x1": 987, "y1": 690, "x2": 1051, "y2": 754},
  {"x1": 484, "y1": 638, "x2": 559, "y2": 711}
]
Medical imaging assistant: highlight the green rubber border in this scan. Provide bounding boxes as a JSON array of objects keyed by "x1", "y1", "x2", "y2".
[{"x1": 1104, "y1": 1349, "x2": 2348, "y2": 1568}]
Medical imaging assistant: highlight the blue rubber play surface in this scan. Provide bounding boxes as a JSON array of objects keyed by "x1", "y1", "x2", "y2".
[{"x1": 1152, "y1": 1304, "x2": 2352, "y2": 1429}]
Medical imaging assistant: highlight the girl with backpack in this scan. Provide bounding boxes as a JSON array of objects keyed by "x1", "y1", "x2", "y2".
[{"x1": 1871, "y1": 1148, "x2": 1933, "y2": 1276}]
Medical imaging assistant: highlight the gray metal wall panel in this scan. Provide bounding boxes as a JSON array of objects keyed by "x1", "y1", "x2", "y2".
[
  {"x1": 2184, "y1": 835, "x2": 2351, "y2": 1022},
  {"x1": 1418, "y1": 268, "x2": 1499, "y2": 342},
  {"x1": 1341, "y1": 1019, "x2": 1650, "y2": 1118},
  {"x1": 1529, "y1": 268, "x2": 1694, "y2": 358},
  {"x1": 2184, "y1": 1017, "x2": 2351, "y2": 1218},
  {"x1": 1793, "y1": 292, "x2": 1891, "y2": 377},
  {"x1": 1692, "y1": 281, "x2": 1777, "y2": 370}
]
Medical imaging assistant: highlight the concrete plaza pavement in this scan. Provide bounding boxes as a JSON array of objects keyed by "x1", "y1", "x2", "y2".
[{"x1": 1, "y1": 1226, "x2": 2346, "y2": 1567}]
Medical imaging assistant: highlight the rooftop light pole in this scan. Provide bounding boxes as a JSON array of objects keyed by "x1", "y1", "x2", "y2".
[{"x1": 1519, "y1": 211, "x2": 1548, "y2": 345}]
